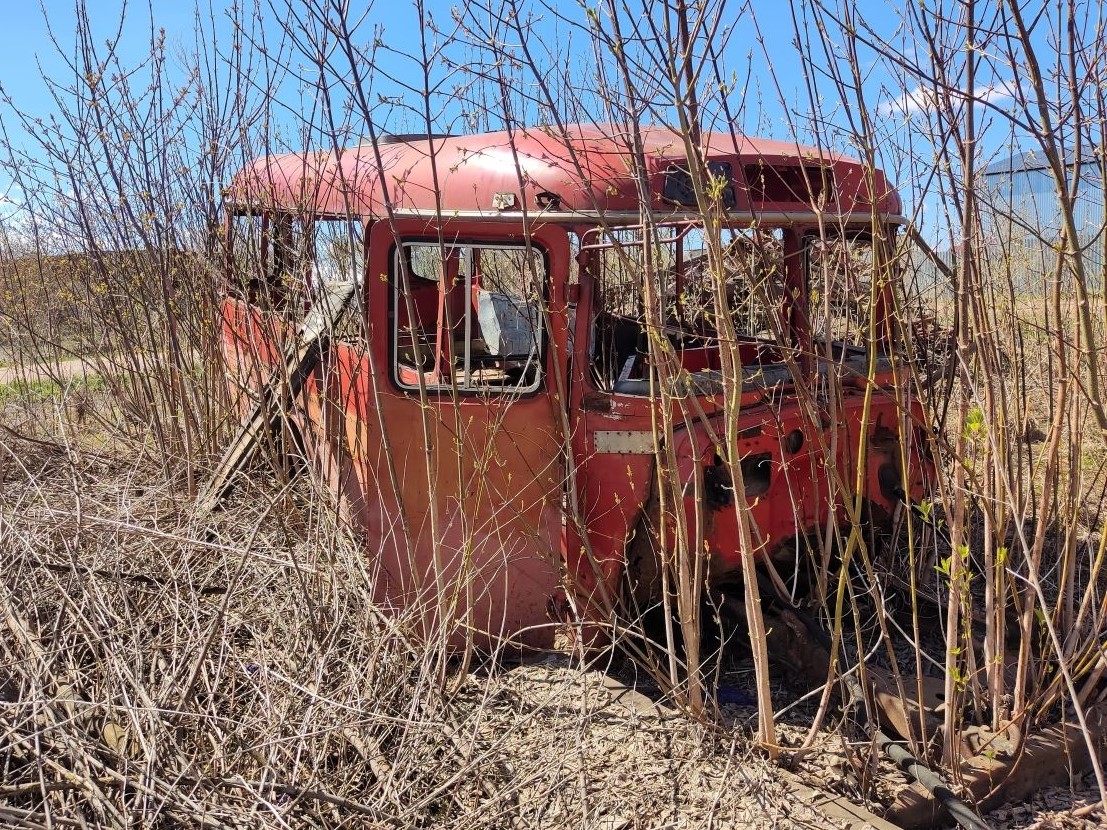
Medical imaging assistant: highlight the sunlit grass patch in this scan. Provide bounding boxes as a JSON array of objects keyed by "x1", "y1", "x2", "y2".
[{"x1": 0, "y1": 374, "x2": 105, "y2": 404}]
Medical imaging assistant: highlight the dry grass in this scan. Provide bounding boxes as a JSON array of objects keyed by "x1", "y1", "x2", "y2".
[
  {"x1": 2, "y1": 380, "x2": 1103, "y2": 829},
  {"x1": 2, "y1": 420, "x2": 851, "y2": 829}
]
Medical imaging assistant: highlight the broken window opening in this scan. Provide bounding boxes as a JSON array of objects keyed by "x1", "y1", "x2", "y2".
[
  {"x1": 312, "y1": 218, "x2": 364, "y2": 287},
  {"x1": 230, "y1": 211, "x2": 365, "y2": 311},
  {"x1": 392, "y1": 241, "x2": 545, "y2": 394},
  {"x1": 806, "y1": 233, "x2": 878, "y2": 349},
  {"x1": 585, "y1": 223, "x2": 791, "y2": 395}
]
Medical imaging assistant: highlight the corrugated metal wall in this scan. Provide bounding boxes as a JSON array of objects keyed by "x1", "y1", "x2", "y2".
[{"x1": 982, "y1": 151, "x2": 1105, "y2": 293}]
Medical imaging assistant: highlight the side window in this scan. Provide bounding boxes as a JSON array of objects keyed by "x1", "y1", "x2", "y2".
[
  {"x1": 806, "y1": 234, "x2": 874, "y2": 346},
  {"x1": 586, "y1": 225, "x2": 786, "y2": 394},
  {"x1": 312, "y1": 218, "x2": 363, "y2": 285},
  {"x1": 228, "y1": 212, "x2": 265, "y2": 299},
  {"x1": 228, "y1": 213, "x2": 364, "y2": 316},
  {"x1": 392, "y1": 241, "x2": 545, "y2": 393},
  {"x1": 268, "y1": 213, "x2": 313, "y2": 297},
  {"x1": 227, "y1": 211, "x2": 312, "y2": 308},
  {"x1": 678, "y1": 227, "x2": 785, "y2": 339}
]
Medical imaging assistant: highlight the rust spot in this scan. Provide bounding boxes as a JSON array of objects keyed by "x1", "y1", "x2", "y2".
[{"x1": 582, "y1": 391, "x2": 613, "y2": 412}]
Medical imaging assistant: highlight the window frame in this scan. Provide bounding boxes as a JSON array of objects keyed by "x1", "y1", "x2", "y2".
[
  {"x1": 388, "y1": 237, "x2": 549, "y2": 397},
  {"x1": 227, "y1": 210, "x2": 366, "y2": 305},
  {"x1": 310, "y1": 216, "x2": 366, "y2": 287}
]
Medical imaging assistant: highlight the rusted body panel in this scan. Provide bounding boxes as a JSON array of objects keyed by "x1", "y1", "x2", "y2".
[
  {"x1": 314, "y1": 343, "x2": 564, "y2": 646},
  {"x1": 221, "y1": 302, "x2": 566, "y2": 647},
  {"x1": 561, "y1": 370, "x2": 929, "y2": 610},
  {"x1": 219, "y1": 125, "x2": 931, "y2": 649}
]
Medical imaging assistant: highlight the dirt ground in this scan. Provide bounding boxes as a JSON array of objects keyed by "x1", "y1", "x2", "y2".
[{"x1": 0, "y1": 355, "x2": 104, "y2": 386}]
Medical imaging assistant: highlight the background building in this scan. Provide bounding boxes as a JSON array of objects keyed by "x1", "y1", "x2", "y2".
[{"x1": 981, "y1": 149, "x2": 1105, "y2": 293}]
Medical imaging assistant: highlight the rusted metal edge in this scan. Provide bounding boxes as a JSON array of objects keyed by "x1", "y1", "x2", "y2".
[
  {"x1": 197, "y1": 281, "x2": 357, "y2": 515},
  {"x1": 887, "y1": 703, "x2": 1107, "y2": 829},
  {"x1": 223, "y1": 203, "x2": 909, "y2": 228}
]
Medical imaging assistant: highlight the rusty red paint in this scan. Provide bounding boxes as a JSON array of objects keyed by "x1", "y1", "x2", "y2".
[
  {"x1": 225, "y1": 125, "x2": 902, "y2": 220},
  {"x1": 220, "y1": 125, "x2": 931, "y2": 650}
]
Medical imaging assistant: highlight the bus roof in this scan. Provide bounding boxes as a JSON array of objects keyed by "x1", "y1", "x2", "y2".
[{"x1": 226, "y1": 124, "x2": 903, "y2": 224}]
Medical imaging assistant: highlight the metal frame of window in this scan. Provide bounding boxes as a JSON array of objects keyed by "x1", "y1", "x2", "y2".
[{"x1": 390, "y1": 240, "x2": 546, "y2": 395}]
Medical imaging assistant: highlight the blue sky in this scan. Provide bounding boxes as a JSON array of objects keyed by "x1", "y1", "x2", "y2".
[
  {"x1": 1, "y1": 1, "x2": 196, "y2": 111},
  {"x1": 0, "y1": 1, "x2": 1035, "y2": 243},
  {"x1": 0, "y1": 1, "x2": 872, "y2": 140}
]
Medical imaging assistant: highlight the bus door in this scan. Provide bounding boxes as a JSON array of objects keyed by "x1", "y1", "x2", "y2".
[{"x1": 345, "y1": 219, "x2": 571, "y2": 647}]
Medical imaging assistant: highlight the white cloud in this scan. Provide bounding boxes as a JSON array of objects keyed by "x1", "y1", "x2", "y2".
[
  {"x1": 975, "y1": 78, "x2": 1017, "y2": 106},
  {"x1": 878, "y1": 85, "x2": 937, "y2": 117},
  {"x1": 877, "y1": 79, "x2": 1016, "y2": 117}
]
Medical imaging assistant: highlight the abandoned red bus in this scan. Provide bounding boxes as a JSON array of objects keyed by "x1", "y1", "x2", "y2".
[{"x1": 217, "y1": 125, "x2": 932, "y2": 649}]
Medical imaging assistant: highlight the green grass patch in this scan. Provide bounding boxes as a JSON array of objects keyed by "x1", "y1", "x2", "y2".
[{"x1": 0, "y1": 374, "x2": 105, "y2": 404}]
